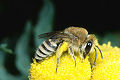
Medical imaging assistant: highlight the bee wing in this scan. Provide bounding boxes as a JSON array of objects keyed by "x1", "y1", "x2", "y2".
[
  {"x1": 38, "y1": 31, "x2": 70, "y2": 39},
  {"x1": 38, "y1": 31, "x2": 63, "y2": 39}
]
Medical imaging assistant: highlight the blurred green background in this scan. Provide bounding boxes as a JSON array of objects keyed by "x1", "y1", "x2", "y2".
[{"x1": 0, "y1": 0, "x2": 120, "y2": 80}]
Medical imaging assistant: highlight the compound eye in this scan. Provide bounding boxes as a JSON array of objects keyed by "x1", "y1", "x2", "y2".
[{"x1": 85, "y1": 41, "x2": 92, "y2": 54}]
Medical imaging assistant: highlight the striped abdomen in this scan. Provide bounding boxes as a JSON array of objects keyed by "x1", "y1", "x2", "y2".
[{"x1": 35, "y1": 39, "x2": 58, "y2": 60}]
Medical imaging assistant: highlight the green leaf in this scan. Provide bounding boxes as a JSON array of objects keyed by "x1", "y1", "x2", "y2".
[
  {"x1": 0, "y1": 66, "x2": 24, "y2": 80},
  {"x1": 34, "y1": 0, "x2": 54, "y2": 48},
  {"x1": 0, "y1": 52, "x2": 25, "y2": 80},
  {"x1": 15, "y1": 21, "x2": 32, "y2": 77},
  {"x1": 0, "y1": 44, "x2": 13, "y2": 54},
  {"x1": 0, "y1": 51, "x2": 5, "y2": 66}
]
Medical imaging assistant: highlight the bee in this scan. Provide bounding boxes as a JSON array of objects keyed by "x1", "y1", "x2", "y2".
[{"x1": 35, "y1": 27, "x2": 103, "y2": 72}]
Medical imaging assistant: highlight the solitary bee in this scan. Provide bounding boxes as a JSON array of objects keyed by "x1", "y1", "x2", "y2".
[{"x1": 35, "y1": 27, "x2": 103, "y2": 72}]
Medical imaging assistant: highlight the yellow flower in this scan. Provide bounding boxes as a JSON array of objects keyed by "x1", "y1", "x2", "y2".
[
  {"x1": 29, "y1": 42, "x2": 120, "y2": 80},
  {"x1": 91, "y1": 42, "x2": 120, "y2": 80}
]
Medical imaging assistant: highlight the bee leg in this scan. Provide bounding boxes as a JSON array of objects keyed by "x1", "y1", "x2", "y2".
[
  {"x1": 56, "y1": 43, "x2": 63, "y2": 73},
  {"x1": 80, "y1": 53, "x2": 84, "y2": 62},
  {"x1": 92, "y1": 48, "x2": 97, "y2": 68},
  {"x1": 79, "y1": 49, "x2": 84, "y2": 62},
  {"x1": 68, "y1": 46, "x2": 76, "y2": 67},
  {"x1": 56, "y1": 57, "x2": 59, "y2": 72}
]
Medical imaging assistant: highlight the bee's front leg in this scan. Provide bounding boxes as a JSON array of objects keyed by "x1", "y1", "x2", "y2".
[
  {"x1": 80, "y1": 49, "x2": 84, "y2": 62},
  {"x1": 68, "y1": 46, "x2": 76, "y2": 68},
  {"x1": 80, "y1": 54, "x2": 84, "y2": 62},
  {"x1": 92, "y1": 48, "x2": 97, "y2": 68}
]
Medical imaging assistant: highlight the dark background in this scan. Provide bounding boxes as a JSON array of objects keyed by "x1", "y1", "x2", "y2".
[
  {"x1": 0, "y1": 0, "x2": 120, "y2": 40},
  {"x1": 0, "y1": 0, "x2": 120, "y2": 79}
]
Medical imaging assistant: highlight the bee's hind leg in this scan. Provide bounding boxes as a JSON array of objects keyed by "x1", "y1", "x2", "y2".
[
  {"x1": 56, "y1": 57, "x2": 59, "y2": 72},
  {"x1": 56, "y1": 43, "x2": 63, "y2": 73},
  {"x1": 68, "y1": 46, "x2": 76, "y2": 68}
]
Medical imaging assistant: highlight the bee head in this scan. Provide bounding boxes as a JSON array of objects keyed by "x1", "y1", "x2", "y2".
[
  {"x1": 83, "y1": 40, "x2": 93, "y2": 58},
  {"x1": 85, "y1": 40, "x2": 93, "y2": 54},
  {"x1": 81, "y1": 34, "x2": 97, "y2": 58}
]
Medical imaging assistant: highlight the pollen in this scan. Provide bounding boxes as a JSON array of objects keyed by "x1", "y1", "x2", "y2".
[
  {"x1": 59, "y1": 41, "x2": 68, "y2": 53},
  {"x1": 29, "y1": 42, "x2": 120, "y2": 80}
]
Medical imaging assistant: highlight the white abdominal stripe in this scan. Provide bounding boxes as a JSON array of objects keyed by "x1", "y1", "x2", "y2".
[{"x1": 35, "y1": 39, "x2": 57, "y2": 60}]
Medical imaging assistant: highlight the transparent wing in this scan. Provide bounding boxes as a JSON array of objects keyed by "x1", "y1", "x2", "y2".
[
  {"x1": 38, "y1": 31, "x2": 61, "y2": 39},
  {"x1": 38, "y1": 31, "x2": 69, "y2": 39}
]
